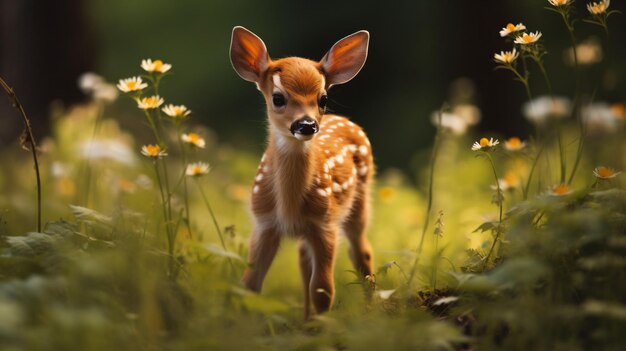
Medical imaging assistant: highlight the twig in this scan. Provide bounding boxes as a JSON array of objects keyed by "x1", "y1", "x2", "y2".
[{"x1": 0, "y1": 76, "x2": 42, "y2": 232}]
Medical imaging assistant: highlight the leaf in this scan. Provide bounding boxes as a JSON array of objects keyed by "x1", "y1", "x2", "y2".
[
  {"x1": 5, "y1": 232, "x2": 58, "y2": 256},
  {"x1": 204, "y1": 244, "x2": 244, "y2": 261},
  {"x1": 461, "y1": 258, "x2": 547, "y2": 292},
  {"x1": 235, "y1": 289, "x2": 290, "y2": 314},
  {"x1": 44, "y1": 220, "x2": 77, "y2": 237},
  {"x1": 473, "y1": 221, "x2": 498, "y2": 233},
  {"x1": 491, "y1": 190, "x2": 504, "y2": 205},
  {"x1": 69, "y1": 205, "x2": 113, "y2": 227}
]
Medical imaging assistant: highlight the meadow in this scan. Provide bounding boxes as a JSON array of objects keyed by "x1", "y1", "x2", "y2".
[{"x1": 1, "y1": 1, "x2": 625, "y2": 350}]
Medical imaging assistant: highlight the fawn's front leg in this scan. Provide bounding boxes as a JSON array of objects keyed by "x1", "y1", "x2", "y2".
[
  {"x1": 298, "y1": 240, "x2": 313, "y2": 319},
  {"x1": 242, "y1": 226, "x2": 280, "y2": 292},
  {"x1": 307, "y1": 225, "x2": 338, "y2": 314}
]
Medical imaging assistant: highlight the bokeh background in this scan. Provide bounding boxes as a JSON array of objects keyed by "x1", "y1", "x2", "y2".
[{"x1": 1, "y1": 0, "x2": 625, "y2": 172}]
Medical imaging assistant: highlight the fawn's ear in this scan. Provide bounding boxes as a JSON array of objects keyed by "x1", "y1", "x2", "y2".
[
  {"x1": 320, "y1": 30, "x2": 369, "y2": 88},
  {"x1": 230, "y1": 26, "x2": 269, "y2": 83}
]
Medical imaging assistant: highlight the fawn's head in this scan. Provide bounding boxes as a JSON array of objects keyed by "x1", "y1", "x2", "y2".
[{"x1": 230, "y1": 26, "x2": 369, "y2": 142}]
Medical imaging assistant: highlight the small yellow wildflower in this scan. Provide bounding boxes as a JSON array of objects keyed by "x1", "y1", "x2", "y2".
[
  {"x1": 162, "y1": 104, "x2": 191, "y2": 118},
  {"x1": 548, "y1": 0, "x2": 571, "y2": 6},
  {"x1": 472, "y1": 137, "x2": 499, "y2": 151},
  {"x1": 494, "y1": 48, "x2": 519, "y2": 64},
  {"x1": 504, "y1": 137, "x2": 526, "y2": 151},
  {"x1": 514, "y1": 31, "x2": 543, "y2": 45},
  {"x1": 117, "y1": 76, "x2": 148, "y2": 93},
  {"x1": 136, "y1": 95, "x2": 164, "y2": 110},
  {"x1": 141, "y1": 144, "x2": 167, "y2": 158},
  {"x1": 593, "y1": 166, "x2": 621, "y2": 179},
  {"x1": 141, "y1": 59, "x2": 172, "y2": 74},
  {"x1": 185, "y1": 162, "x2": 210, "y2": 177},
  {"x1": 500, "y1": 23, "x2": 526, "y2": 37},
  {"x1": 181, "y1": 132, "x2": 206, "y2": 148},
  {"x1": 550, "y1": 184, "x2": 572, "y2": 196},
  {"x1": 587, "y1": 0, "x2": 610, "y2": 15}
]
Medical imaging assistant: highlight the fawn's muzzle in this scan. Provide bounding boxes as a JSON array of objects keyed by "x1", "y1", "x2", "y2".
[{"x1": 290, "y1": 117, "x2": 318, "y2": 140}]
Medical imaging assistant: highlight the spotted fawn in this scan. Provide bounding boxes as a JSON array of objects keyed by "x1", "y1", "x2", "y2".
[{"x1": 230, "y1": 26, "x2": 374, "y2": 318}]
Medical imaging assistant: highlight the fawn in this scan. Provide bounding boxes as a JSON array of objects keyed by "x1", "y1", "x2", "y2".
[{"x1": 230, "y1": 26, "x2": 374, "y2": 318}]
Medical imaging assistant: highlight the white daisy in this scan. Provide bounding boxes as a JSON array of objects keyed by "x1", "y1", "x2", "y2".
[
  {"x1": 141, "y1": 59, "x2": 172, "y2": 74},
  {"x1": 499, "y1": 23, "x2": 527, "y2": 37},
  {"x1": 472, "y1": 137, "x2": 499, "y2": 151},
  {"x1": 587, "y1": 0, "x2": 610, "y2": 15},
  {"x1": 117, "y1": 76, "x2": 148, "y2": 93},
  {"x1": 593, "y1": 166, "x2": 621, "y2": 179},
  {"x1": 181, "y1": 133, "x2": 206, "y2": 148},
  {"x1": 494, "y1": 48, "x2": 519, "y2": 64},
  {"x1": 136, "y1": 95, "x2": 164, "y2": 110},
  {"x1": 162, "y1": 104, "x2": 191, "y2": 118},
  {"x1": 186, "y1": 162, "x2": 211, "y2": 177},
  {"x1": 514, "y1": 31, "x2": 543, "y2": 45}
]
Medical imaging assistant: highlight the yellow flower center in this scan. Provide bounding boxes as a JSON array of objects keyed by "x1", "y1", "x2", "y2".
[
  {"x1": 596, "y1": 167, "x2": 614, "y2": 178},
  {"x1": 507, "y1": 137, "x2": 521, "y2": 147},
  {"x1": 127, "y1": 81, "x2": 137, "y2": 90},
  {"x1": 506, "y1": 23, "x2": 516, "y2": 32},
  {"x1": 146, "y1": 145, "x2": 161, "y2": 156},
  {"x1": 611, "y1": 103, "x2": 625, "y2": 119},
  {"x1": 479, "y1": 138, "x2": 490, "y2": 147},
  {"x1": 188, "y1": 133, "x2": 200, "y2": 143},
  {"x1": 522, "y1": 34, "x2": 535, "y2": 43},
  {"x1": 590, "y1": 3, "x2": 607, "y2": 14},
  {"x1": 192, "y1": 166, "x2": 203, "y2": 174},
  {"x1": 553, "y1": 184, "x2": 570, "y2": 195},
  {"x1": 503, "y1": 173, "x2": 519, "y2": 187},
  {"x1": 154, "y1": 60, "x2": 163, "y2": 71}
]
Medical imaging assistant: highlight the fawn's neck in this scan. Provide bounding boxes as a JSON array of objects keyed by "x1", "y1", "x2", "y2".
[{"x1": 268, "y1": 129, "x2": 318, "y2": 226}]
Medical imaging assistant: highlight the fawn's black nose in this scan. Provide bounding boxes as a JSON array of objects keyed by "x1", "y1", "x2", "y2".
[{"x1": 290, "y1": 117, "x2": 318, "y2": 137}]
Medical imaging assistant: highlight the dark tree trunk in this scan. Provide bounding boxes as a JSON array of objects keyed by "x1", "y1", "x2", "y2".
[{"x1": 0, "y1": 0, "x2": 96, "y2": 143}]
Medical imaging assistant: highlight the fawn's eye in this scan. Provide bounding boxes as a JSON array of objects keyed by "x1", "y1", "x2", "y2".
[
  {"x1": 272, "y1": 93, "x2": 286, "y2": 107},
  {"x1": 319, "y1": 95, "x2": 328, "y2": 109}
]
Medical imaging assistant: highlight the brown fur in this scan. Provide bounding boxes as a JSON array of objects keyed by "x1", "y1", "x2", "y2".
[{"x1": 232, "y1": 27, "x2": 373, "y2": 318}]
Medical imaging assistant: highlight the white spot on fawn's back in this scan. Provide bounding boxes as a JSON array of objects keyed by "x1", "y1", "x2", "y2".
[
  {"x1": 332, "y1": 182, "x2": 342, "y2": 193},
  {"x1": 359, "y1": 145, "x2": 369, "y2": 156}
]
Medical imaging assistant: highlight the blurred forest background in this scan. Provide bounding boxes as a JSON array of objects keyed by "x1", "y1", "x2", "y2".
[{"x1": 1, "y1": 0, "x2": 625, "y2": 171}]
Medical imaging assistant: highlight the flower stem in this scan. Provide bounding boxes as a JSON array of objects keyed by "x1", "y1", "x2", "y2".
[
  {"x1": 176, "y1": 124, "x2": 193, "y2": 240},
  {"x1": 153, "y1": 160, "x2": 175, "y2": 277},
  {"x1": 431, "y1": 233, "x2": 439, "y2": 290},
  {"x1": 195, "y1": 179, "x2": 236, "y2": 271},
  {"x1": 483, "y1": 153, "x2": 503, "y2": 270},
  {"x1": 560, "y1": 9, "x2": 586, "y2": 186},
  {"x1": 0, "y1": 76, "x2": 42, "y2": 232},
  {"x1": 523, "y1": 143, "x2": 545, "y2": 200},
  {"x1": 407, "y1": 106, "x2": 444, "y2": 288},
  {"x1": 143, "y1": 110, "x2": 164, "y2": 146}
]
